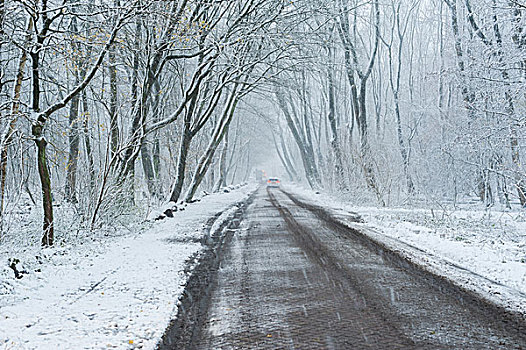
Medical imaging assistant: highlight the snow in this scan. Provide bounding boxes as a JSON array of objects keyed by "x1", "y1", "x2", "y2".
[
  {"x1": 0, "y1": 184, "x2": 256, "y2": 350},
  {"x1": 3, "y1": 181, "x2": 524, "y2": 349},
  {"x1": 285, "y1": 183, "x2": 526, "y2": 315}
]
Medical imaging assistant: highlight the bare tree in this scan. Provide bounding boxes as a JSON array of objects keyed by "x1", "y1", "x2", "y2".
[{"x1": 338, "y1": 0, "x2": 384, "y2": 204}]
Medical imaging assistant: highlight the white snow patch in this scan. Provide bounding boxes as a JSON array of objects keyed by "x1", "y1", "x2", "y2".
[{"x1": 0, "y1": 184, "x2": 256, "y2": 350}]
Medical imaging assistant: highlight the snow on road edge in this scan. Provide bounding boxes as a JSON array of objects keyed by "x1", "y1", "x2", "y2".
[
  {"x1": 0, "y1": 184, "x2": 257, "y2": 350},
  {"x1": 284, "y1": 184, "x2": 526, "y2": 317}
]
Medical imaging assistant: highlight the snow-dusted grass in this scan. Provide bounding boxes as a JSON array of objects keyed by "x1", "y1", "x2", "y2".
[
  {"x1": 285, "y1": 183, "x2": 526, "y2": 314},
  {"x1": 354, "y1": 206, "x2": 526, "y2": 289},
  {"x1": 0, "y1": 184, "x2": 256, "y2": 350}
]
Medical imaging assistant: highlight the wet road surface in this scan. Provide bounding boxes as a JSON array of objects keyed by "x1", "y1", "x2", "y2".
[{"x1": 189, "y1": 188, "x2": 526, "y2": 349}]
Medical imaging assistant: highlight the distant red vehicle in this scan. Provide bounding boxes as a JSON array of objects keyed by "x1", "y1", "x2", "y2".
[{"x1": 267, "y1": 178, "x2": 280, "y2": 188}]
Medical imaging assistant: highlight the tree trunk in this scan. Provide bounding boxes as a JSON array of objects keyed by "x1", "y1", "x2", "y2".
[
  {"x1": 387, "y1": 30, "x2": 414, "y2": 194},
  {"x1": 272, "y1": 131, "x2": 295, "y2": 182},
  {"x1": 490, "y1": 5, "x2": 526, "y2": 205},
  {"x1": 30, "y1": 24, "x2": 54, "y2": 246},
  {"x1": 214, "y1": 130, "x2": 229, "y2": 191},
  {"x1": 153, "y1": 139, "x2": 161, "y2": 181},
  {"x1": 29, "y1": 8, "x2": 124, "y2": 242},
  {"x1": 0, "y1": 17, "x2": 33, "y2": 215},
  {"x1": 140, "y1": 143, "x2": 157, "y2": 198},
  {"x1": 338, "y1": 0, "x2": 384, "y2": 204},
  {"x1": 81, "y1": 90, "x2": 95, "y2": 192},
  {"x1": 443, "y1": 0, "x2": 475, "y2": 114},
  {"x1": 141, "y1": 78, "x2": 162, "y2": 199},
  {"x1": 169, "y1": 125, "x2": 192, "y2": 202},
  {"x1": 65, "y1": 75, "x2": 81, "y2": 203},
  {"x1": 108, "y1": 49, "x2": 119, "y2": 157},
  {"x1": 326, "y1": 51, "x2": 345, "y2": 188},
  {"x1": 242, "y1": 146, "x2": 251, "y2": 183},
  {"x1": 358, "y1": 81, "x2": 384, "y2": 206},
  {"x1": 185, "y1": 92, "x2": 238, "y2": 202},
  {"x1": 152, "y1": 77, "x2": 162, "y2": 181},
  {"x1": 275, "y1": 89, "x2": 320, "y2": 188},
  {"x1": 35, "y1": 137, "x2": 53, "y2": 246},
  {"x1": 279, "y1": 128, "x2": 298, "y2": 181}
]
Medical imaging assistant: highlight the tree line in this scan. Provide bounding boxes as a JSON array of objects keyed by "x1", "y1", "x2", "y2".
[
  {"x1": 0, "y1": 0, "x2": 524, "y2": 247},
  {"x1": 264, "y1": 0, "x2": 525, "y2": 210},
  {"x1": 0, "y1": 0, "x2": 288, "y2": 246}
]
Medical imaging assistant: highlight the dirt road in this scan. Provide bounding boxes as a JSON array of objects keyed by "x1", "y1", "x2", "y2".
[{"x1": 162, "y1": 187, "x2": 526, "y2": 349}]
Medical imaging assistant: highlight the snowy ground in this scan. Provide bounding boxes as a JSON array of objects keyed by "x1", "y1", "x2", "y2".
[
  {"x1": 2, "y1": 182, "x2": 524, "y2": 349},
  {"x1": 0, "y1": 184, "x2": 256, "y2": 350},
  {"x1": 285, "y1": 184, "x2": 526, "y2": 316}
]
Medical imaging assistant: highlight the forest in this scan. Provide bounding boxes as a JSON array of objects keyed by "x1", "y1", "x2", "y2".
[{"x1": 0, "y1": 0, "x2": 524, "y2": 247}]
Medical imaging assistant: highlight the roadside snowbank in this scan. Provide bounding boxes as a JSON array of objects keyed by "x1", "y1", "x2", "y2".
[
  {"x1": 285, "y1": 184, "x2": 526, "y2": 315},
  {"x1": 0, "y1": 184, "x2": 256, "y2": 350}
]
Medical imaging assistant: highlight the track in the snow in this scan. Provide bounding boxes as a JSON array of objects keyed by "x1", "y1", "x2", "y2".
[{"x1": 160, "y1": 187, "x2": 526, "y2": 350}]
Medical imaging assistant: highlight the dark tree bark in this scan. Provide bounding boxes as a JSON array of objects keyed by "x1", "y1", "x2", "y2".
[
  {"x1": 65, "y1": 9, "x2": 85, "y2": 204},
  {"x1": 36, "y1": 137, "x2": 53, "y2": 246},
  {"x1": 30, "y1": 8, "x2": 53, "y2": 245},
  {"x1": 117, "y1": 1, "x2": 191, "y2": 180},
  {"x1": 279, "y1": 133, "x2": 298, "y2": 181}
]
